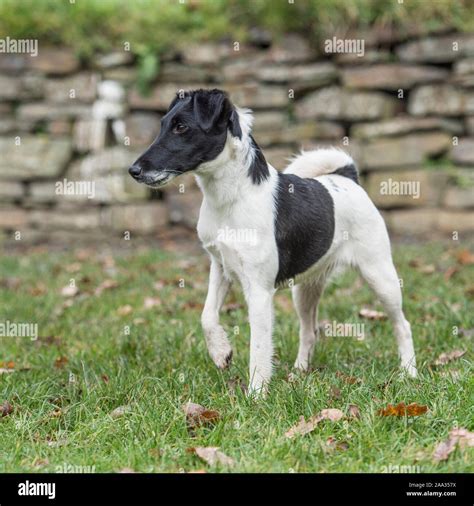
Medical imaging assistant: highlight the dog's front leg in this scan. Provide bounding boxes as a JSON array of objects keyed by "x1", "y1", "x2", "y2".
[
  {"x1": 246, "y1": 284, "x2": 275, "y2": 397},
  {"x1": 201, "y1": 257, "x2": 233, "y2": 369}
]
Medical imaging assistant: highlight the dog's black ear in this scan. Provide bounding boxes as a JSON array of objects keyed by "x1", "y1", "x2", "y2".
[{"x1": 193, "y1": 91, "x2": 232, "y2": 133}]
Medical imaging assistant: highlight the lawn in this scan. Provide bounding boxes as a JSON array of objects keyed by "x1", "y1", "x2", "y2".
[{"x1": 0, "y1": 241, "x2": 472, "y2": 473}]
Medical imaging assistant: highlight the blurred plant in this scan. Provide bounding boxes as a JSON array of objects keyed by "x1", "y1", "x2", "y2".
[{"x1": 135, "y1": 47, "x2": 160, "y2": 96}]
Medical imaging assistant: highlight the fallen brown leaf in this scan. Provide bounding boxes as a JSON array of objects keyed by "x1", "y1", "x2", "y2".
[
  {"x1": 61, "y1": 284, "x2": 79, "y2": 297},
  {"x1": 117, "y1": 305, "x2": 133, "y2": 316},
  {"x1": 433, "y1": 428, "x2": 474, "y2": 463},
  {"x1": 31, "y1": 457, "x2": 49, "y2": 469},
  {"x1": 285, "y1": 408, "x2": 344, "y2": 438},
  {"x1": 29, "y1": 283, "x2": 47, "y2": 296},
  {"x1": 408, "y1": 259, "x2": 437, "y2": 273},
  {"x1": 329, "y1": 386, "x2": 341, "y2": 400},
  {"x1": 0, "y1": 277, "x2": 21, "y2": 290},
  {"x1": 54, "y1": 356, "x2": 68, "y2": 369},
  {"x1": 434, "y1": 349, "x2": 466, "y2": 366},
  {"x1": 456, "y1": 249, "x2": 474, "y2": 265},
  {"x1": 336, "y1": 371, "x2": 360, "y2": 385},
  {"x1": 325, "y1": 436, "x2": 349, "y2": 453},
  {"x1": 94, "y1": 279, "x2": 119, "y2": 296},
  {"x1": 1, "y1": 401, "x2": 13, "y2": 417},
  {"x1": 65, "y1": 262, "x2": 82, "y2": 273},
  {"x1": 182, "y1": 401, "x2": 220, "y2": 428},
  {"x1": 0, "y1": 360, "x2": 15, "y2": 369},
  {"x1": 190, "y1": 447, "x2": 235, "y2": 467},
  {"x1": 348, "y1": 404, "x2": 361, "y2": 419},
  {"x1": 110, "y1": 405, "x2": 131, "y2": 418},
  {"x1": 378, "y1": 402, "x2": 428, "y2": 417},
  {"x1": 143, "y1": 297, "x2": 162, "y2": 309},
  {"x1": 458, "y1": 327, "x2": 474, "y2": 338},
  {"x1": 444, "y1": 266, "x2": 459, "y2": 281},
  {"x1": 359, "y1": 308, "x2": 387, "y2": 320}
]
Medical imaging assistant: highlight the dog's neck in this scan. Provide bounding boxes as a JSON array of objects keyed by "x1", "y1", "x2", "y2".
[{"x1": 195, "y1": 108, "x2": 271, "y2": 210}]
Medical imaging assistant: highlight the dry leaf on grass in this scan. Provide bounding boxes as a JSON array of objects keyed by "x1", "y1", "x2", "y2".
[
  {"x1": 0, "y1": 361, "x2": 15, "y2": 375},
  {"x1": 329, "y1": 386, "x2": 341, "y2": 400},
  {"x1": 189, "y1": 447, "x2": 235, "y2": 467},
  {"x1": 285, "y1": 408, "x2": 344, "y2": 438},
  {"x1": 0, "y1": 401, "x2": 13, "y2": 417},
  {"x1": 458, "y1": 327, "x2": 474, "y2": 338},
  {"x1": 31, "y1": 457, "x2": 49, "y2": 469},
  {"x1": 117, "y1": 305, "x2": 133, "y2": 316},
  {"x1": 433, "y1": 428, "x2": 474, "y2": 463},
  {"x1": 182, "y1": 401, "x2": 220, "y2": 428},
  {"x1": 359, "y1": 308, "x2": 387, "y2": 320},
  {"x1": 94, "y1": 279, "x2": 119, "y2": 296},
  {"x1": 60, "y1": 285, "x2": 79, "y2": 297},
  {"x1": 54, "y1": 356, "x2": 68, "y2": 369},
  {"x1": 444, "y1": 266, "x2": 459, "y2": 281},
  {"x1": 378, "y1": 402, "x2": 428, "y2": 417},
  {"x1": 29, "y1": 283, "x2": 47, "y2": 296},
  {"x1": 456, "y1": 249, "x2": 474, "y2": 265},
  {"x1": 433, "y1": 349, "x2": 466, "y2": 366},
  {"x1": 336, "y1": 371, "x2": 361, "y2": 385},
  {"x1": 0, "y1": 277, "x2": 21, "y2": 290},
  {"x1": 143, "y1": 297, "x2": 162, "y2": 309},
  {"x1": 65, "y1": 262, "x2": 82, "y2": 273},
  {"x1": 325, "y1": 436, "x2": 349, "y2": 453},
  {"x1": 348, "y1": 404, "x2": 361, "y2": 419},
  {"x1": 409, "y1": 259, "x2": 436, "y2": 274},
  {"x1": 110, "y1": 405, "x2": 131, "y2": 418}
]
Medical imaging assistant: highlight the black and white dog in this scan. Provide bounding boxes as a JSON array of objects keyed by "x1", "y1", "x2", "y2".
[{"x1": 129, "y1": 89, "x2": 417, "y2": 395}]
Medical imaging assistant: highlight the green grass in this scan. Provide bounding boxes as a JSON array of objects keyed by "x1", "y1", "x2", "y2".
[{"x1": 0, "y1": 241, "x2": 473, "y2": 473}]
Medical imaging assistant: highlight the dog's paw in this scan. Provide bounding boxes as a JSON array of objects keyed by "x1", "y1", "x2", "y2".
[
  {"x1": 402, "y1": 362, "x2": 418, "y2": 378},
  {"x1": 204, "y1": 326, "x2": 233, "y2": 369},
  {"x1": 210, "y1": 348, "x2": 233, "y2": 370}
]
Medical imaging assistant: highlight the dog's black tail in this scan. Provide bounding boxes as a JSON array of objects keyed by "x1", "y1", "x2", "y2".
[{"x1": 283, "y1": 148, "x2": 359, "y2": 184}]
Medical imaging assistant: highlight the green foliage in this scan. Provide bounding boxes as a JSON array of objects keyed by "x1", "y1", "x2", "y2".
[
  {"x1": 136, "y1": 49, "x2": 160, "y2": 96},
  {"x1": 0, "y1": 0, "x2": 472, "y2": 62}
]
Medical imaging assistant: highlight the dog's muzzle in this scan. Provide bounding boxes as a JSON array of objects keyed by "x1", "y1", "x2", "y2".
[{"x1": 128, "y1": 164, "x2": 175, "y2": 188}]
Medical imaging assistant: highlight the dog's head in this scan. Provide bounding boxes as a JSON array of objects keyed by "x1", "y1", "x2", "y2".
[{"x1": 129, "y1": 88, "x2": 242, "y2": 188}]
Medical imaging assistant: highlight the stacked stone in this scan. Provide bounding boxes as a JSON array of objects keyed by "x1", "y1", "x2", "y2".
[{"x1": 0, "y1": 31, "x2": 473, "y2": 243}]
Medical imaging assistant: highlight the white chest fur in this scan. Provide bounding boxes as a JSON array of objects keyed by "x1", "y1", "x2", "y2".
[{"x1": 196, "y1": 168, "x2": 279, "y2": 286}]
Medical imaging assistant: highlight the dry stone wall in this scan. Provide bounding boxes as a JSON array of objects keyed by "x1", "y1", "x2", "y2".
[{"x1": 1, "y1": 31, "x2": 473, "y2": 244}]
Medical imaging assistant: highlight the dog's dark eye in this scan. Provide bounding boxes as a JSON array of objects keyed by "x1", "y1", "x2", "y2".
[{"x1": 173, "y1": 123, "x2": 188, "y2": 134}]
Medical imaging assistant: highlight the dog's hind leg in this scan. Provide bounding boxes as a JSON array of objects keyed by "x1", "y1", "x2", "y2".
[
  {"x1": 292, "y1": 280, "x2": 325, "y2": 372},
  {"x1": 357, "y1": 250, "x2": 417, "y2": 377},
  {"x1": 201, "y1": 256, "x2": 233, "y2": 369}
]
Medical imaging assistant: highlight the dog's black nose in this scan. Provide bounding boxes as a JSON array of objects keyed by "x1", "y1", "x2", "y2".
[{"x1": 129, "y1": 164, "x2": 142, "y2": 178}]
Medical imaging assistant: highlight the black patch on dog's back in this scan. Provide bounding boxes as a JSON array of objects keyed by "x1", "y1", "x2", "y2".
[
  {"x1": 333, "y1": 163, "x2": 359, "y2": 184},
  {"x1": 274, "y1": 173, "x2": 335, "y2": 286},
  {"x1": 248, "y1": 136, "x2": 270, "y2": 185}
]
